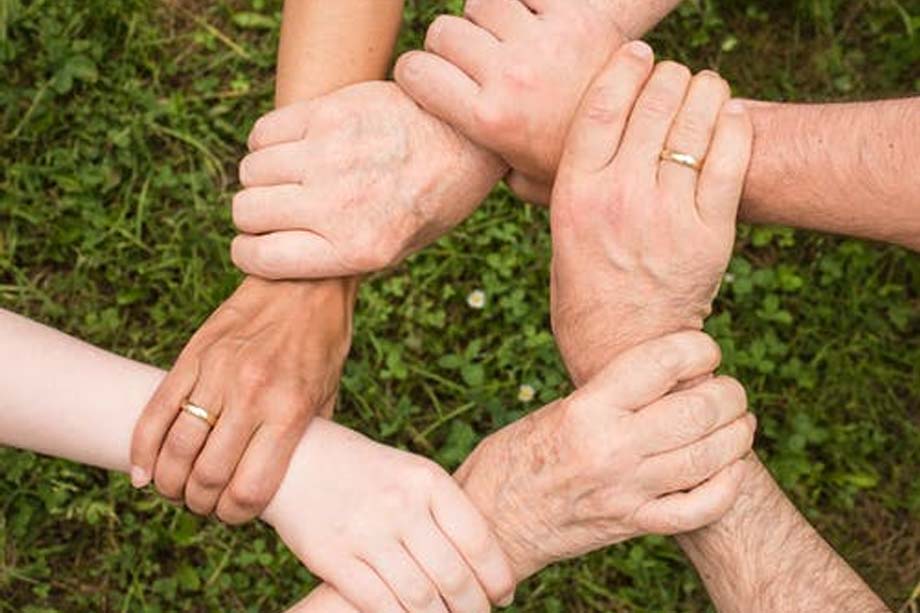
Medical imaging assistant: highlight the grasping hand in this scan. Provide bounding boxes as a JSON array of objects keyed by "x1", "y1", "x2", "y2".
[
  {"x1": 130, "y1": 277, "x2": 355, "y2": 523},
  {"x1": 549, "y1": 45, "x2": 754, "y2": 384},
  {"x1": 282, "y1": 332, "x2": 754, "y2": 612},
  {"x1": 230, "y1": 81, "x2": 507, "y2": 280},
  {"x1": 261, "y1": 419, "x2": 516, "y2": 613},
  {"x1": 395, "y1": 0, "x2": 627, "y2": 192}
]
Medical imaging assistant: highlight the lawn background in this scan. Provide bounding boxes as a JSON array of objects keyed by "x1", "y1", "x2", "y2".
[{"x1": 1, "y1": 0, "x2": 918, "y2": 611}]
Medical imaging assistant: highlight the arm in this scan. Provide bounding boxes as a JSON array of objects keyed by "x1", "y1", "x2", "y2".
[
  {"x1": 275, "y1": 0, "x2": 404, "y2": 106},
  {"x1": 0, "y1": 308, "x2": 753, "y2": 611},
  {"x1": 741, "y1": 99, "x2": 920, "y2": 251},
  {"x1": 396, "y1": 3, "x2": 920, "y2": 254},
  {"x1": 129, "y1": 0, "x2": 404, "y2": 523},
  {"x1": 676, "y1": 457, "x2": 889, "y2": 612},
  {"x1": 547, "y1": 50, "x2": 887, "y2": 612},
  {"x1": 0, "y1": 308, "x2": 515, "y2": 612}
]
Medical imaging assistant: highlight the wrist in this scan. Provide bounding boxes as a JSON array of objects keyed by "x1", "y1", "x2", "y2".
[{"x1": 454, "y1": 407, "x2": 567, "y2": 582}]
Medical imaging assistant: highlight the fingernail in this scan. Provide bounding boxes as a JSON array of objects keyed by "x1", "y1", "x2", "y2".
[
  {"x1": 130, "y1": 465, "x2": 150, "y2": 488},
  {"x1": 725, "y1": 99, "x2": 746, "y2": 115},
  {"x1": 627, "y1": 40, "x2": 654, "y2": 59},
  {"x1": 498, "y1": 593, "x2": 515, "y2": 608}
]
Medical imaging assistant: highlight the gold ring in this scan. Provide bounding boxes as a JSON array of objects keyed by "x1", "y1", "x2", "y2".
[
  {"x1": 181, "y1": 401, "x2": 217, "y2": 427},
  {"x1": 661, "y1": 149, "x2": 703, "y2": 171}
]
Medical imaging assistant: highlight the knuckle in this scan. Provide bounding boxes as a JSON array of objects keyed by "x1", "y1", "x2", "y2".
[
  {"x1": 673, "y1": 111, "x2": 710, "y2": 144},
  {"x1": 377, "y1": 485, "x2": 412, "y2": 515},
  {"x1": 440, "y1": 564, "x2": 473, "y2": 594},
  {"x1": 473, "y1": 100, "x2": 513, "y2": 134},
  {"x1": 679, "y1": 393, "x2": 717, "y2": 434},
  {"x1": 500, "y1": 61, "x2": 537, "y2": 90},
  {"x1": 226, "y1": 477, "x2": 271, "y2": 512},
  {"x1": 639, "y1": 89, "x2": 679, "y2": 118},
  {"x1": 236, "y1": 359, "x2": 272, "y2": 391},
  {"x1": 191, "y1": 462, "x2": 228, "y2": 490},
  {"x1": 582, "y1": 84, "x2": 625, "y2": 125},
  {"x1": 405, "y1": 583, "x2": 438, "y2": 609},
  {"x1": 687, "y1": 439, "x2": 715, "y2": 477},
  {"x1": 408, "y1": 460, "x2": 444, "y2": 492},
  {"x1": 164, "y1": 426, "x2": 202, "y2": 458}
]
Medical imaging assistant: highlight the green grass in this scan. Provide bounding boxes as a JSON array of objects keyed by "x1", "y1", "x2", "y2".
[{"x1": 1, "y1": 0, "x2": 919, "y2": 611}]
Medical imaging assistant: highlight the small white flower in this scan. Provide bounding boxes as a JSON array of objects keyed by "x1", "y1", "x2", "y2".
[
  {"x1": 467, "y1": 289, "x2": 486, "y2": 310},
  {"x1": 723, "y1": 273, "x2": 735, "y2": 284},
  {"x1": 517, "y1": 384, "x2": 536, "y2": 403}
]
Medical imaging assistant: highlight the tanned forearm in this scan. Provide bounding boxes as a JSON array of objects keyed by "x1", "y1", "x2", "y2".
[
  {"x1": 276, "y1": 0, "x2": 404, "y2": 106},
  {"x1": 741, "y1": 99, "x2": 920, "y2": 251},
  {"x1": 260, "y1": 1, "x2": 407, "y2": 350},
  {"x1": 676, "y1": 456, "x2": 889, "y2": 612}
]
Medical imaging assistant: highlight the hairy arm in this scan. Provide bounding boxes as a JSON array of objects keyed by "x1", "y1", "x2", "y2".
[
  {"x1": 676, "y1": 457, "x2": 889, "y2": 612},
  {"x1": 741, "y1": 98, "x2": 920, "y2": 251}
]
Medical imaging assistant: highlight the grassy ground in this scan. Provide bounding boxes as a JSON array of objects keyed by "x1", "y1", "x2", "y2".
[{"x1": 1, "y1": 0, "x2": 918, "y2": 611}]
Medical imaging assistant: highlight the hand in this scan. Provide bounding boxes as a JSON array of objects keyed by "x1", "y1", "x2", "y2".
[
  {"x1": 394, "y1": 0, "x2": 627, "y2": 198},
  {"x1": 282, "y1": 332, "x2": 754, "y2": 613},
  {"x1": 230, "y1": 81, "x2": 507, "y2": 280},
  {"x1": 130, "y1": 276, "x2": 356, "y2": 523},
  {"x1": 456, "y1": 332, "x2": 754, "y2": 579},
  {"x1": 550, "y1": 47, "x2": 754, "y2": 384},
  {"x1": 262, "y1": 419, "x2": 516, "y2": 613}
]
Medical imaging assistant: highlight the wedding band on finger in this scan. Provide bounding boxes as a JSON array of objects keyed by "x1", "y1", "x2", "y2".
[
  {"x1": 181, "y1": 401, "x2": 217, "y2": 428},
  {"x1": 660, "y1": 149, "x2": 703, "y2": 172}
]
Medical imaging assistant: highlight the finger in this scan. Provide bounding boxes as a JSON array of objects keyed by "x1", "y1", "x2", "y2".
[
  {"x1": 402, "y1": 521, "x2": 490, "y2": 613},
  {"x1": 633, "y1": 376, "x2": 747, "y2": 456},
  {"x1": 152, "y1": 373, "x2": 224, "y2": 501},
  {"x1": 284, "y1": 584, "x2": 360, "y2": 613},
  {"x1": 696, "y1": 99, "x2": 753, "y2": 227},
  {"x1": 130, "y1": 360, "x2": 198, "y2": 487},
  {"x1": 658, "y1": 70, "x2": 730, "y2": 197},
  {"x1": 325, "y1": 558, "x2": 409, "y2": 613},
  {"x1": 215, "y1": 423, "x2": 301, "y2": 524},
  {"x1": 505, "y1": 171, "x2": 551, "y2": 206},
  {"x1": 639, "y1": 458, "x2": 748, "y2": 534},
  {"x1": 464, "y1": 0, "x2": 536, "y2": 40},
  {"x1": 425, "y1": 15, "x2": 500, "y2": 84},
  {"x1": 576, "y1": 331, "x2": 722, "y2": 412},
  {"x1": 560, "y1": 41, "x2": 655, "y2": 174},
  {"x1": 238, "y1": 140, "x2": 314, "y2": 187},
  {"x1": 429, "y1": 479, "x2": 515, "y2": 607},
  {"x1": 247, "y1": 100, "x2": 313, "y2": 151},
  {"x1": 232, "y1": 184, "x2": 319, "y2": 235},
  {"x1": 231, "y1": 231, "x2": 349, "y2": 280},
  {"x1": 395, "y1": 51, "x2": 480, "y2": 138},
  {"x1": 184, "y1": 406, "x2": 258, "y2": 516},
  {"x1": 638, "y1": 413, "x2": 756, "y2": 495},
  {"x1": 364, "y1": 545, "x2": 448, "y2": 613},
  {"x1": 617, "y1": 61, "x2": 692, "y2": 181}
]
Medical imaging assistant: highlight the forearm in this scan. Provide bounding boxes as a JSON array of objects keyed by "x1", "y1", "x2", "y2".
[
  {"x1": 741, "y1": 98, "x2": 920, "y2": 251},
  {"x1": 0, "y1": 310, "x2": 161, "y2": 471},
  {"x1": 276, "y1": 0, "x2": 404, "y2": 106},
  {"x1": 676, "y1": 455, "x2": 888, "y2": 612}
]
